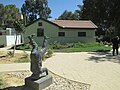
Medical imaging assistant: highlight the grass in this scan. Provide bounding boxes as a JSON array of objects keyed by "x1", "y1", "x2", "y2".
[
  {"x1": 61, "y1": 46, "x2": 111, "y2": 52},
  {"x1": 52, "y1": 42, "x2": 112, "y2": 52},
  {"x1": 0, "y1": 79, "x2": 3, "y2": 86},
  {"x1": 0, "y1": 73, "x2": 3, "y2": 88},
  {"x1": 0, "y1": 79, "x2": 3, "y2": 89},
  {"x1": 16, "y1": 44, "x2": 32, "y2": 51},
  {"x1": 14, "y1": 58, "x2": 30, "y2": 63},
  {"x1": 16, "y1": 42, "x2": 112, "y2": 52}
]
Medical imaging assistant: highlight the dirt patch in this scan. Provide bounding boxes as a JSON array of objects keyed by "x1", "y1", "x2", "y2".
[
  {"x1": 0, "y1": 71, "x2": 30, "y2": 89},
  {"x1": 0, "y1": 71, "x2": 90, "y2": 90},
  {"x1": 0, "y1": 51, "x2": 30, "y2": 64}
]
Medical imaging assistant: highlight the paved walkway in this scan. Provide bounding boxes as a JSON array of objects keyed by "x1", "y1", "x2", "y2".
[
  {"x1": 43, "y1": 52, "x2": 120, "y2": 90},
  {"x1": 0, "y1": 63, "x2": 30, "y2": 72}
]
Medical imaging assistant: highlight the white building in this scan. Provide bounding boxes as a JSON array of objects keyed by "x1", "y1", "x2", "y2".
[{"x1": 0, "y1": 28, "x2": 22, "y2": 46}]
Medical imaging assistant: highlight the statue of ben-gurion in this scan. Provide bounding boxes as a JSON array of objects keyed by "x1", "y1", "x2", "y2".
[{"x1": 28, "y1": 34, "x2": 49, "y2": 80}]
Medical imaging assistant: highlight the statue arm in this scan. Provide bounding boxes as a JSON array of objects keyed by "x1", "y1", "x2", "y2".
[
  {"x1": 28, "y1": 34, "x2": 35, "y2": 43},
  {"x1": 28, "y1": 34, "x2": 38, "y2": 47},
  {"x1": 40, "y1": 36, "x2": 48, "y2": 56}
]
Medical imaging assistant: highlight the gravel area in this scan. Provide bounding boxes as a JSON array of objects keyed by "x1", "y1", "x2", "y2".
[
  {"x1": 0, "y1": 71, "x2": 90, "y2": 90},
  {"x1": 45, "y1": 71, "x2": 90, "y2": 90}
]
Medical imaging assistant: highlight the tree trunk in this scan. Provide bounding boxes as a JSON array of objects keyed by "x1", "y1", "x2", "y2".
[{"x1": 13, "y1": 33, "x2": 17, "y2": 57}]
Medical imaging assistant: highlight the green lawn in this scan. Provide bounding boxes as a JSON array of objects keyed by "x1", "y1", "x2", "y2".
[
  {"x1": 16, "y1": 42, "x2": 112, "y2": 52},
  {"x1": 60, "y1": 46, "x2": 111, "y2": 52},
  {"x1": 51, "y1": 42, "x2": 112, "y2": 52},
  {"x1": 14, "y1": 58, "x2": 30, "y2": 63},
  {"x1": 0, "y1": 79, "x2": 3, "y2": 87}
]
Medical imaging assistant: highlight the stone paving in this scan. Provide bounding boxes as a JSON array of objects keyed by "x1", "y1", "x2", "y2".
[
  {"x1": 0, "y1": 63, "x2": 30, "y2": 72},
  {"x1": 43, "y1": 52, "x2": 120, "y2": 90}
]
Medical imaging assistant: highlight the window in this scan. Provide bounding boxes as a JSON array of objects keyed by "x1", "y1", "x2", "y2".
[
  {"x1": 38, "y1": 22, "x2": 42, "y2": 26},
  {"x1": 78, "y1": 32, "x2": 86, "y2": 37},
  {"x1": 58, "y1": 32, "x2": 65, "y2": 37},
  {"x1": 37, "y1": 28, "x2": 44, "y2": 37},
  {"x1": 0, "y1": 32, "x2": 2, "y2": 35}
]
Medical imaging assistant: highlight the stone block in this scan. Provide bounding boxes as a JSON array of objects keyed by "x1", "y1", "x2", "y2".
[{"x1": 25, "y1": 75, "x2": 52, "y2": 90}]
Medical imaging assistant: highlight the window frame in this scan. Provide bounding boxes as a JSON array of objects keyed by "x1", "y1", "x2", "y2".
[
  {"x1": 37, "y1": 28, "x2": 44, "y2": 37},
  {"x1": 78, "y1": 32, "x2": 86, "y2": 37},
  {"x1": 58, "y1": 32, "x2": 65, "y2": 37},
  {"x1": 38, "y1": 22, "x2": 42, "y2": 26}
]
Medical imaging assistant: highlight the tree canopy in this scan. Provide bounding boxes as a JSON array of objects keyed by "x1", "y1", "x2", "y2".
[
  {"x1": 21, "y1": 0, "x2": 51, "y2": 25},
  {"x1": 0, "y1": 4, "x2": 20, "y2": 28},
  {"x1": 81, "y1": 0, "x2": 120, "y2": 36},
  {"x1": 57, "y1": 5, "x2": 82, "y2": 20}
]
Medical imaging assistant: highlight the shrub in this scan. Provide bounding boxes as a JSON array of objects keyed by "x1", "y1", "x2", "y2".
[
  {"x1": 16, "y1": 44, "x2": 31, "y2": 50},
  {"x1": 73, "y1": 42, "x2": 84, "y2": 48},
  {"x1": 50, "y1": 42, "x2": 64, "y2": 49},
  {"x1": 22, "y1": 51, "x2": 29, "y2": 58},
  {"x1": 24, "y1": 44, "x2": 31, "y2": 49},
  {"x1": 60, "y1": 42, "x2": 111, "y2": 52},
  {"x1": 65, "y1": 43, "x2": 74, "y2": 48},
  {"x1": 46, "y1": 49, "x2": 53, "y2": 58},
  {"x1": 42, "y1": 49, "x2": 53, "y2": 60},
  {"x1": 102, "y1": 36, "x2": 111, "y2": 43},
  {"x1": 0, "y1": 79, "x2": 3, "y2": 86},
  {"x1": 0, "y1": 44, "x2": 4, "y2": 48},
  {"x1": 7, "y1": 51, "x2": 14, "y2": 57},
  {"x1": 15, "y1": 58, "x2": 30, "y2": 63}
]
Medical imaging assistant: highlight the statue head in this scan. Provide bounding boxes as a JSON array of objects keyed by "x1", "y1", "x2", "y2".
[
  {"x1": 44, "y1": 36, "x2": 49, "y2": 39},
  {"x1": 28, "y1": 34, "x2": 38, "y2": 49}
]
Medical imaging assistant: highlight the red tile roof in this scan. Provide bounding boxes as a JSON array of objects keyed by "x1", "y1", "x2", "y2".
[{"x1": 50, "y1": 20, "x2": 98, "y2": 29}]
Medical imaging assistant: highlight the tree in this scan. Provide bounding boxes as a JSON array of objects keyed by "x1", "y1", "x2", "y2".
[
  {"x1": 73, "y1": 5, "x2": 83, "y2": 20},
  {"x1": 0, "y1": 4, "x2": 4, "y2": 27},
  {"x1": 58, "y1": 10, "x2": 69, "y2": 20},
  {"x1": 73, "y1": 10, "x2": 81, "y2": 20},
  {"x1": 4, "y1": 4, "x2": 19, "y2": 27},
  {"x1": 12, "y1": 21, "x2": 24, "y2": 56},
  {"x1": 0, "y1": 4, "x2": 20, "y2": 28},
  {"x1": 57, "y1": 5, "x2": 82, "y2": 20},
  {"x1": 81, "y1": 0, "x2": 120, "y2": 37},
  {"x1": 108, "y1": 0, "x2": 120, "y2": 35},
  {"x1": 36, "y1": 0, "x2": 51, "y2": 19},
  {"x1": 21, "y1": 0, "x2": 51, "y2": 25},
  {"x1": 57, "y1": 10, "x2": 82, "y2": 20}
]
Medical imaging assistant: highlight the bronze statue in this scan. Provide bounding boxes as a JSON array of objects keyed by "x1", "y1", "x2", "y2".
[{"x1": 28, "y1": 34, "x2": 49, "y2": 80}]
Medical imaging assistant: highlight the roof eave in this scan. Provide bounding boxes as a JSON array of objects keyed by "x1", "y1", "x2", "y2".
[
  {"x1": 60, "y1": 27, "x2": 98, "y2": 29},
  {"x1": 25, "y1": 18, "x2": 63, "y2": 28}
]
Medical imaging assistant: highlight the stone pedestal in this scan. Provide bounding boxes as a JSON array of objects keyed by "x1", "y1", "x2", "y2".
[{"x1": 25, "y1": 75, "x2": 52, "y2": 90}]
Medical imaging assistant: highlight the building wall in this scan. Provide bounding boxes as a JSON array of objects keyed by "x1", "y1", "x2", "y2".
[
  {"x1": 0, "y1": 35, "x2": 22, "y2": 46},
  {"x1": 56, "y1": 28, "x2": 95, "y2": 43},
  {"x1": 6, "y1": 28, "x2": 16, "y2": 35},
  {"x1": 25, "y1": 19, "x2": 96, "y2": 45},
  {"x1": 0, "y1": 35, "x2": 6, "y2": 46},
  {"x1": 6, "y1": 35, "x2": 21, "y2": 46},
  {"x1": 25, "y1": 19, "x2": 61, "y2": 45}
]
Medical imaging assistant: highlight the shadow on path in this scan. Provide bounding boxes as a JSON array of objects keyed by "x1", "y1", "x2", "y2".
[
  {"x1": 0, "y1": 85, "x2": 33, "y2": 90},
  {"x1": 86, "y1": 52, "x2": 120, "y2": 64}
]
